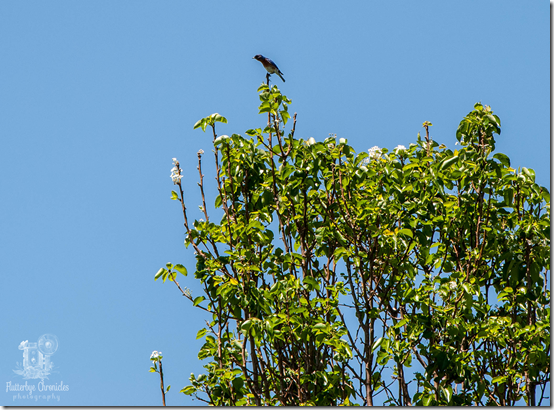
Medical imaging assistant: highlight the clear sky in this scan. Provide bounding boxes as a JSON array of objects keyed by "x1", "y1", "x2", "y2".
[{"x1": 0, "y1": 0, "x2": 549, "y2": 406}]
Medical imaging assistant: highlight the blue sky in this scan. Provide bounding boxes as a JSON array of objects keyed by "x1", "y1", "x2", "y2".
[{"x1": 0, "y1": 0, "x2": 549, "y2": 406}]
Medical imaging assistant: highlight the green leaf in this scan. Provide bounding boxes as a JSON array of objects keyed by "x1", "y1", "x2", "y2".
[
  {"x1": 155, "y1": 268, "x2": 166, "y2": 281},
  {"x1": 241, "y1": 319, "x2": 253, "y2": 333},
  {"x1": 212, "y1": 113, "x2": 228, "y2": 124},
  {"x1": 232, "y1": 377, "x2": 244, "y2": 391},
  {"x1": 443, "y1": 386, "x2": 452, "y2": 403},
  {"x1": 440, "y1": 155, "x2": 459, "y2": 170},
  {"x1": 193, "y1": 118, "x2": 205, "y2": 130},
  {"x1": 393, "y1": 318, "x2": 408, "y2": 328},
  {"x1": 214, "y1": 195, "x2": 223, "y2": 208},
  {"x1": 371, "y1": 337, "x2": 384, "y2": 352},
  {"x1": 422, "y1": 393, "x2": 433, "y2": 406},
  {"x1": 214, "y1": 134, "x2": 229, "y2": 146},
  {"x1": 174, "y1": 264, "x2": 187, "y2": 276},
  {"x1": 171, "y1": 190, "x2": 179, "y2": 200},
  {"x1": 193, "y1": 296, "x2": 206, "y2": 306},
  {"x1": 540, "y1": 187, "x2": 550, "y2": 203},
  {"x1": 281, "y1": 110, "x2": 291, "y2": 125},
  {"x1": 397, "y1": 228, "x2": 413, "y2": 238},
  {"x1": 492, "y1": 375, "x2": 507, "y2": 384},
  {"x1": 180, "y1": 385, "x2": 196, "y2": 395},
  {"x1": 522, "y1": 167, "x2": 535, "y2": 181},
  {"x1": 303, "y1": 276, "x2": 319, "y2": 290},
  {"x1": 196, "y1": 328, "x2": 208, "y2": 339},
  {"x1": 493, "y1": 153, "x2": 511, "y2": 167},
  {"x1": 403, "y1": 162, "x2": 420, "y2": 171}
]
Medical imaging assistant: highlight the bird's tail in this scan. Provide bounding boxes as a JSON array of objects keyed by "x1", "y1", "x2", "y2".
[{"x1": 277, "y1": 72, "x2": 285, "y2": 82}]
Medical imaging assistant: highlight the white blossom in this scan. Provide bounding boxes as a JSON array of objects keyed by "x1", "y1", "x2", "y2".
[
  {"x1": 394, "y1": 145, "x2": 406, "y2": 152},
  {"x1": 150, "y1": 351, "x2": 161, "y2": 359},
  {"x1": 171, "y1": 175, "x2": 181, "y2": 184},
  {"x1": 368, "y1": 146, "x2": 382, "y2": 160},
  {"x1": 339, "y1": 138, "x2": 346, "y2": 144},
  {"x1": 170, "y1": 165, "x2": 183, "y2": 184},
  {"x1": 449, "y1": 281, "x2": 457, "y2": 290},
  {"x1": 307, "y1": 137, "x2": 316, "y2": 146},
  {"x1": 198, "y1": 149, "x2": 204, "y2": 155}
]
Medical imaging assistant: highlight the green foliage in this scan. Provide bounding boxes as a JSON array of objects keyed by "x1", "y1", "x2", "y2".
[
  {"x1": 193, "y1": 112, "x2": 228, "y2": 132},
  {"x1": 160, "y1": 85, "x2": 550, "y2": 406}
]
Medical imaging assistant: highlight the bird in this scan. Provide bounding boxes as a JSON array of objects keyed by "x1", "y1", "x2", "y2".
[{"x1": 253, "y1": 54, "x2": 285, "y2": 82}]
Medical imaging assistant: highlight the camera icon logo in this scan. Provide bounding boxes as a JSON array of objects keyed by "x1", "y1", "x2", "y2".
[{"x1": 13, "y1": 334, "x2": 59, "y2": 380}]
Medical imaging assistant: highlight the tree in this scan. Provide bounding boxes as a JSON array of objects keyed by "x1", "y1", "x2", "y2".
[{"x1": 156, "y1": 84, "x2": 550, "y2": 405}]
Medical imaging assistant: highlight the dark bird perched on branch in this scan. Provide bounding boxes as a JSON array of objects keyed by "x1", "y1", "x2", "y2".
[{"x1": 253, "y1": 54, "x2": 285, "y2": 82}]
